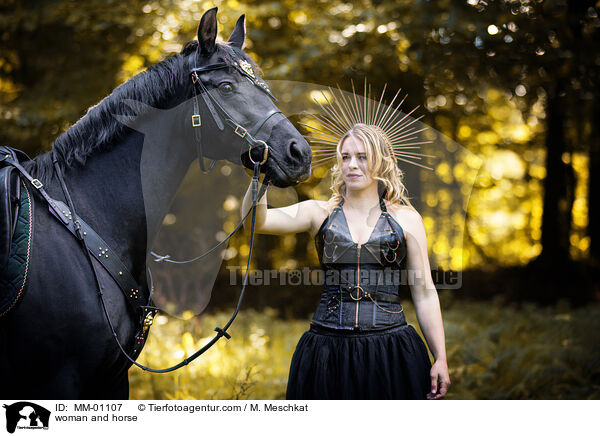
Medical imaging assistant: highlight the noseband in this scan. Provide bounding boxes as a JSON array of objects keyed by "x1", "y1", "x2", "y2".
[{"x1": 187, "y1": 49, "x2": 283, "y2": 171}]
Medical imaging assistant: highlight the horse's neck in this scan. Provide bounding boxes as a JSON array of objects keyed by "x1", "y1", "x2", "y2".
[
  {"x1": 62, "y1": 129, "x2": 193, "y2": 283},
  {"x1": 140, "y1": 126, "x2": 194, "y2": 250}
]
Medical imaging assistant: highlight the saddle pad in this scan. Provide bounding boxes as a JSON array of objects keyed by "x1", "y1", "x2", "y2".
[
  {"x1": 0, "y1": 181, "x2": 32, "y2": 318},
  {"x1": 0, "y1": 165, "x2": 20, "y2": 270}
]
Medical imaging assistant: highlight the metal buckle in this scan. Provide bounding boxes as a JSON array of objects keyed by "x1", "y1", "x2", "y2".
[
  {"x1": 191, "y1": 114, "x2": 201, "y2": 127},
  {"x1": 142, "y1": 310, "x2": 155, "y2": 334},
  {"x1": 234, "y1": 126, "x2": 247, "y2": 138},
  {"x1": 144, "y1": 311, "x2": 155, "y2": 327},
  {"x1": 31, "y1": 179, "x2": 43, "y2": 189}
]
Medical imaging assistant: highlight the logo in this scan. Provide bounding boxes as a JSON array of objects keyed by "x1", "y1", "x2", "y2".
[{"x1": 3, "y1": 402, "x2": 50, "y2": 433}]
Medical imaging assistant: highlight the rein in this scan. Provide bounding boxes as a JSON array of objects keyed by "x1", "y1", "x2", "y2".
[{"x1": 51, "y1": 157, "x2": 267, "y2": 372}]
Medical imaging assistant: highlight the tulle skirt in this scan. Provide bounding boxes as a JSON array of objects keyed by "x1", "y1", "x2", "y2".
[{"x1": 286, "y1": 323, "x2": 432, "y2": 400}]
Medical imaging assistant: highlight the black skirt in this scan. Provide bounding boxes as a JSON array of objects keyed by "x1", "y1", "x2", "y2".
[{"x1": 286, "y1": 323, "x2": 432, "y2": 400}]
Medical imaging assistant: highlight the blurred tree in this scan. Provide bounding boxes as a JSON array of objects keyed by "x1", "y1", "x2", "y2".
[
  {"x1": 1, "y1": 0, "x2": 598, "y2": 307},
  {"x1": 0, "y1": 0, "x2": 162, "y2": 154},
  {"x1": 591, "y1": 90, "x2": 600, "y2": 263},
  {"x1": 405, "y1": 0, "x2": 599, "y2": 269}
]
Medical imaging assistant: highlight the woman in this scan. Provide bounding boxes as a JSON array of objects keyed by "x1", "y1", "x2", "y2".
[{"x1": 241, "y1": 123, "x2": 450, "y2": 400}]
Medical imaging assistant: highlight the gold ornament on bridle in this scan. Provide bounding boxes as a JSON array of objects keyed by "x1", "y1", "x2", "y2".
[{"x1": 301, "y1": 80, "x2": 436, "y2": 171}]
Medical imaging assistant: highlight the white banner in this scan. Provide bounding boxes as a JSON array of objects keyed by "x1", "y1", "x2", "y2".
[{"x1": 0, "y1": 400, "x2": 595, "y2": 435}]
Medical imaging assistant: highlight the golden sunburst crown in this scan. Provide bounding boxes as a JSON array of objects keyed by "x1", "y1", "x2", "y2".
[{"x1": 301, "y1": 80, "x2": 435, "y2": 171}]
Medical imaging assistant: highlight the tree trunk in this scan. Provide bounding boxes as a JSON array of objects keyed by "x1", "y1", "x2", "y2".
[
  {"x1": 539, "y1": 79, "x2": 573, "y2": 266},
  {"x1": 589, "y1": 98, "x2": 600, "y2": 262}
]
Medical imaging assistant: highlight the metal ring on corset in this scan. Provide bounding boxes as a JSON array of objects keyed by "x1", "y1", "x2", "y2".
[
  {"x1": 349, "y1": 285, "x2": 366, "y2": 301},
  {"x1": 324, "y1": 227, "x2": 336, "y2": 244},
  {"x1": 384, "y1": 234, "x2": 400, "y2": 251},
  {"x1": 323, "y1": 243, "x2": 337, "y2": 260},
  {"x1": 383, "y1": 249, "x2": 397, "y2": 263}
]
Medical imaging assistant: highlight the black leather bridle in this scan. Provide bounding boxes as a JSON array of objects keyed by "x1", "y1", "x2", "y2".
[{"x1": 187, "y1": 50, "x2": 284, "y2": 173}]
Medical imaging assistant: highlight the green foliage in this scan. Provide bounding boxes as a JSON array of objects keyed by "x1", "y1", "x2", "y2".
[
  {"x1": 130, "y1": 298, "x2": 600, "y2": 399},
  {"x1": 439, "y1": 294, "x2": 600, "y2": 399}
]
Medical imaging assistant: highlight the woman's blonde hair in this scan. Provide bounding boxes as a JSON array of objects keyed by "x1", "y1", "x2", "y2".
[{"x1": 329, "y1": 123, "x2": 414, "y2": 208}]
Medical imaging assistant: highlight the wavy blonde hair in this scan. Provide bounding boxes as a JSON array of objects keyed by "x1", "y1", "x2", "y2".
[{"x1": 328, "y1": 123, "x2": 414, "y2": 209}]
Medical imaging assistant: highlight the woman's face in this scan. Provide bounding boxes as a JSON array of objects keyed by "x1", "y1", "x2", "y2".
[{"x1": 340, "y1": 135, "x2": 374, "y2": 190}]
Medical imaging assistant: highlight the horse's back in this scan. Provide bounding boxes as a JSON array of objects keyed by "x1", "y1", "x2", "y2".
[{"x1": 0, "y1": 190, "x2": 136, "y2": 399}]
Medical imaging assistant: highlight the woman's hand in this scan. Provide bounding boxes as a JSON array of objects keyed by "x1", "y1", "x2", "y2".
[{"x1": 426, "y1": 359, "x2": 450, "y2": 399}]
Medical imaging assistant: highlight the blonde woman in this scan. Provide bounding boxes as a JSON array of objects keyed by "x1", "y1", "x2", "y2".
[{"x1": 241, "y1": 123, "x2": 450, "y2": 400}]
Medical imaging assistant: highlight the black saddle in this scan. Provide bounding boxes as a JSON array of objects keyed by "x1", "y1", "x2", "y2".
[{"x1": 0, "y1": 146, "x2": 31, "y2": 271}]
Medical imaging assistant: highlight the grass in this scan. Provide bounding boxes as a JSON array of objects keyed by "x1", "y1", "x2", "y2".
[{"x1": 129, "y1": 297, "x2": 600, "y2": 400}]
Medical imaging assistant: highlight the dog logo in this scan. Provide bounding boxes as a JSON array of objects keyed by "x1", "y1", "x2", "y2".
[{"x1": 3, "y1": 402, "x2": 50, "y2": 433}]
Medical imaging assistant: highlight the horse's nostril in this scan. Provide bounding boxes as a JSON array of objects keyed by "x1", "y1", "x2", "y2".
[{"x1": 287, "y1": 141, "x2": 304, "y2": 162}]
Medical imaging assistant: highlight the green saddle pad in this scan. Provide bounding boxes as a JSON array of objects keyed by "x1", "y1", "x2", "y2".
[{"x1": 0, "y1": 181, "x2": 32, "y2": 318}]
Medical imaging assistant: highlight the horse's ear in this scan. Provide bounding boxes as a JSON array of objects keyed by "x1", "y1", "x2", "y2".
[
  {"x1": 197, "y1": 7, "x2": 218, "y2": 56},
  {"x1": 228, "y1": 14, "x2": 246, "y2": 48}
]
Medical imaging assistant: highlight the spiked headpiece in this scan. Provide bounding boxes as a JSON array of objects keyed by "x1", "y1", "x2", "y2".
[{"x1": 302, "y1": 80, "x2": 435, "y2": 171}]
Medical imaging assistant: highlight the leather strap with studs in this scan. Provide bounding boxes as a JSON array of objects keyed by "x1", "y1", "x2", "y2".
[
  {"x1": 49, "y1": 197, "x2": 147, "y2": 314},
  {"x1": 1, "y1": 152, "x2": 146, "y2": 314}
]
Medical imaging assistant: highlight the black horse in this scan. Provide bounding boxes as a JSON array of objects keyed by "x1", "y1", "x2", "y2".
[{"x1": 0, "y1": 8, "x2": 311, "y2": 399}]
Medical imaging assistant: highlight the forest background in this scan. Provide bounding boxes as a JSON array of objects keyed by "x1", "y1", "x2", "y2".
[{"x1": 1, "y1": 0, "x2": 598, "y2": 399}]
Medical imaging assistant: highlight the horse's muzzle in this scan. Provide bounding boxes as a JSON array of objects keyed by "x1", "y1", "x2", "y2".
[{"x1": 262, "y1": 119, "x2": 312, "y2": 187}]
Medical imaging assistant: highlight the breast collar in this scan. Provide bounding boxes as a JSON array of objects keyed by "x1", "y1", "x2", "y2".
[{"x1": 187, "y1": 50, "x2": 284, "y2": 172}]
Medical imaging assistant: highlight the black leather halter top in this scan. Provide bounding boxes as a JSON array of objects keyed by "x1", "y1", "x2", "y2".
[{"x1": 312, "y1": 194, "x2": 409, "y2": 331}]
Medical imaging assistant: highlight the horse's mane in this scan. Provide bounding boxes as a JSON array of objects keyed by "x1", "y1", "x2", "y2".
[{"x1": 28, "y1": 40, "x2": 259, "y2": 183}]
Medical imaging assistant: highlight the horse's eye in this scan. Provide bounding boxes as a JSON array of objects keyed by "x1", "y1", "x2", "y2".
[{"x1": 219, "y1": 83, "x2": 233, "y2": 94}]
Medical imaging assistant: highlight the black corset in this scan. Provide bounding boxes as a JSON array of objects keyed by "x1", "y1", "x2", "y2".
[{"x1": 312, "y1": 194, "x2": 409, "y2": 331}]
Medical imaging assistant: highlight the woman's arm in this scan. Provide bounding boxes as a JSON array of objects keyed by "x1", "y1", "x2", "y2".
[
  {"x1": 241, "y1": 179, "x2": 328, "y2": 235},
  {"x1": 392, "y1": 206, "x2": 451, "y2": 399}
]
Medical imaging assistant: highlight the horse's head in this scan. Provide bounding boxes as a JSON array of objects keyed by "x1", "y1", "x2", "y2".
[{"x1": 181, "y1": 8, "x2": 312, "y2": 187}]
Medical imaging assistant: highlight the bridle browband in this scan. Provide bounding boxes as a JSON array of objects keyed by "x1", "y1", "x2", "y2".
[{"x1": 187, "y1": 49, "x2": 283, "y2": 172}]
